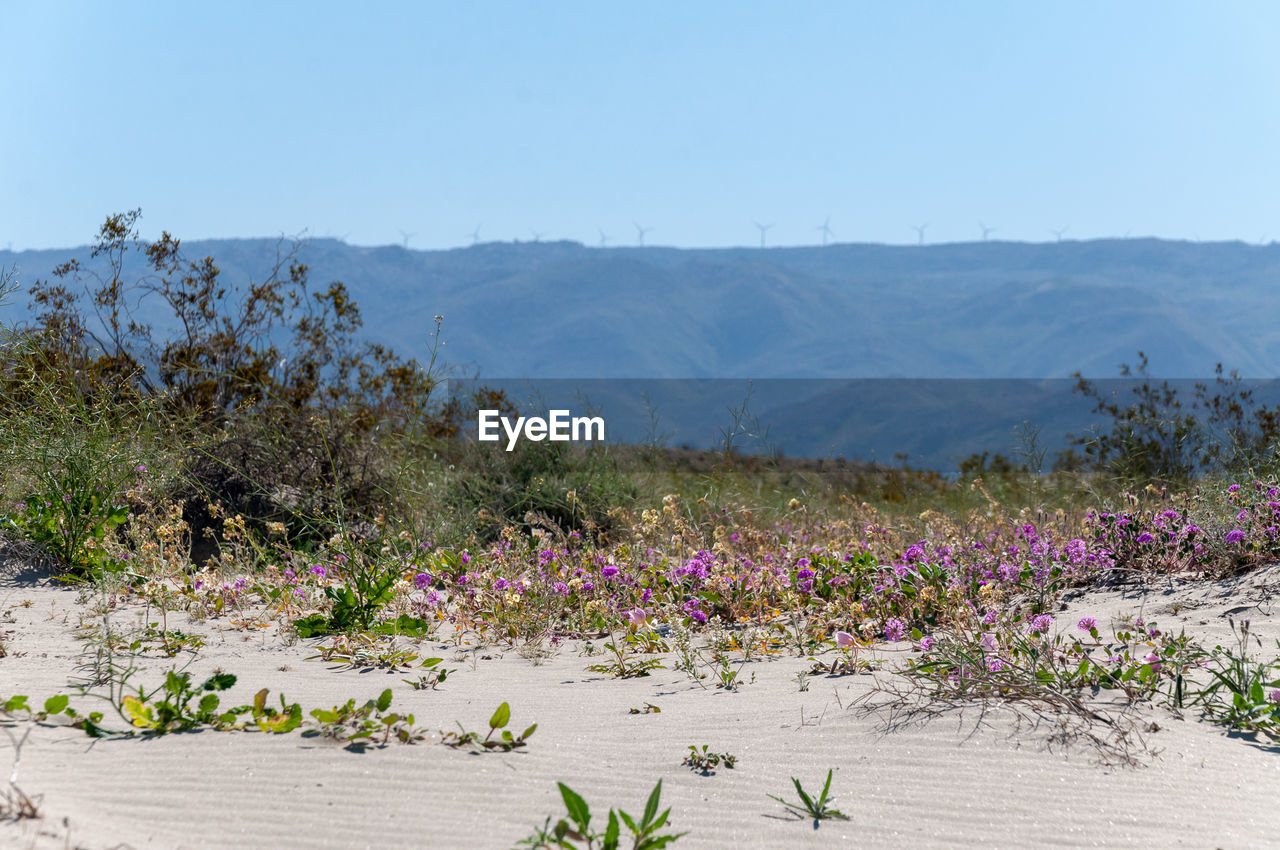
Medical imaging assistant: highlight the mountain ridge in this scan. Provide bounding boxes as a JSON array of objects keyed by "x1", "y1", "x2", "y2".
[{"x1": 3, "y1": 236, "x2": 1279, "y2": 380}]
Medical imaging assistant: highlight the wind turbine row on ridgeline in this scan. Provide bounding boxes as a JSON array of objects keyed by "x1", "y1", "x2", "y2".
[{"x1": 444, "y1": 219, "x2": 1095, "y2": 249}]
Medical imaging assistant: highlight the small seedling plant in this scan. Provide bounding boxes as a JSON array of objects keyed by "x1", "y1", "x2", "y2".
[
  {"x1": 305, "y1": 688, "x2": 425, "y2": 749},
  {"x1": 441, "y1": 701, "x2": 536, "y2": 752},
  {"x1": 519, "y1": 779, "x2": 686, "y2": 849},
  {"x1": 586, "y1": 632, "x2": 665, "y2": 679},
  {"x1": 307, "y1": 633, "x2": 421, "y2": 671},
  {"x1": 682, "y1": 745, "x2": 736, "y2": 774},
  {"x1": 293, "y1": 569, "x2": 432, "y2": 639},
  {"x1": 116, "y1": 671, "x2": 239, "y2": 734},
  {"x1": 769, "y1": 769, "x2": 849, "y2": 825},
  {"x1": 403, "y1": 656, "x2": 454, "y2": 690},
  {"x1": 1186, "y1": 619, "x2": 1280, "y2": 738}
]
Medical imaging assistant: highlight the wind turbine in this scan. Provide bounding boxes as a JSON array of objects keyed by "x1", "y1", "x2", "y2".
[
  {"x1": 468, "y1": 224, "x2": 482, "y2": 245},
  {"x1": 815, "y1": 215, "x2": 834, "y2": 246},
  {"x1": 634, "y1": 222, "x2": 653, "y2": 247},
  {"x1": 911, "y1": 223, "x2": 929, "y2": 245},
  {"x1": 530, "y1": 229, "x2": 546, "y2": 243},
  {"x1": 753, "y1": 220, "x2": 774, "y2": 249},
  {"x1": 1051, "y1": 226, "x2": 1070, "y2": 242},
  {"x1": 979, "y1": 221, "x2": 996, "y2": 241},
  {"x1": 598, "y1": 229, "x2": 609, "y2": 247},
  {"x1": 398, "y1": 230, "x2": 415, "y2": 248}
]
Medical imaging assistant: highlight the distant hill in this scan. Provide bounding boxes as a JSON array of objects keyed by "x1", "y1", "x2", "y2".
[
  {"x1": 4, "y1": 236, "x2": 1279, "y2": 380},
  {"x1": 6, "y1": 236, "x2": 1280, "y2": 468}
]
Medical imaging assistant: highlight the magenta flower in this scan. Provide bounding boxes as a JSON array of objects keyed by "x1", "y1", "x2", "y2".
[
  {"x1": 1077, "y1": 617, "x2": 1097, "y2": 632},
  {"x1": 980, "y1": 633, "x2": 998, "y2": 652},
  {"x1": 1135, "y1": 532, "x2": 1155, "y2": 544},
  {"x1": 1029, "y1": 614, "x2": 1053, "y2": 634},
  {"x1": 627, "y1": 607, "x2": 648, "y2": 626},
  {"x1": 834, "y1": 630, "x2": 856, "y2": 648},
  {"x1": 883, "y1": 618, "x2": 906, "y2": 642},
  {"x1": 1142, "y1": 651, "x2": 1162, "y2": 673},
  {"x1": 1225, "y1": 529, "x2": 1247, "y2": 544},
  {"x1": 918, "y1": 636, "x2": 936, "y2": 651}
]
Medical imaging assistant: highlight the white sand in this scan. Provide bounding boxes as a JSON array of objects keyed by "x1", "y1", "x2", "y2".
[{"x1": 2, "y1": 570, "x2": 1278, "y2": 850}]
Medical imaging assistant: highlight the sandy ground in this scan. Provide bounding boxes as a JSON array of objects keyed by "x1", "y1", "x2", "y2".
[{"x1": 1, "y1": 566, "x2": 1278, "y2": 850}]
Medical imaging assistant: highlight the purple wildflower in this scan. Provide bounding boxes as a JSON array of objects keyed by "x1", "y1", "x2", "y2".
[{"x1": 884, "y1": 618, "x2": 906, "y2": 642}]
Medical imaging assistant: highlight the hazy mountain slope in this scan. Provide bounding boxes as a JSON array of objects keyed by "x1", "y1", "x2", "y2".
[{"x1": 3, "y1": 237, "x2": 1279, "y2": 379}]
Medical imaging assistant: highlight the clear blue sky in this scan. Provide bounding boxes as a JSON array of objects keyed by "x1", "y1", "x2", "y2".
[{"x1": 3, "y1": 1, "x2": 1278, "y2": 250}]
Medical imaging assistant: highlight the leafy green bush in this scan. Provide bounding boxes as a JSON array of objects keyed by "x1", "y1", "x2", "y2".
[
  {"x1": 1066, "y1": 352, "x2": 1280, "y2": 483},
  {"x1": 520, "y1": 780, "x2": 684, "y2": 849},
  {"x1": 448, "y1": 438, "x2": 636, "y2": 540}
]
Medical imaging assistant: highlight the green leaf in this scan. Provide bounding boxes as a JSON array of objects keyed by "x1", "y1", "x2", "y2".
[
  {"x1": 642, "y1": 780, "x2": 662, "y2": 827},
  {"x1": 204, "y1": 673, "x2": 236, "y2": 691},
  {"x1": 489, "y1": 701, "x2": 511, "y2": 730},
  {"x1": 292, "y1": 615, "x2": 331, "y2": 639},
  {"x1": 43, "y1": 694, "x2": 69, "y2": 715},
  {"x1": 603, "y1": 810, "x2": 620, "y2": 850},
  {"x1": 820, "y1": 769, "x2": 834, "y2": 805},
  {"x1": 376, "y1": 689, "x2": 393, "y2": 713},
  {"x1": 793, "y1": 778, "x2": 815, "y2": 812},
  {"x1": 520, "y1": 723, "x2": 538, "y2": 740},
  {"x1": 122, "y1": 695, "x2": 156, "y2": 729},
  {"x1": 558, "y1": 783, "x2": 591, "y2": 832},
  {"x1": 198, "y1": 693, "x2": 219, "y2": 715}
]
